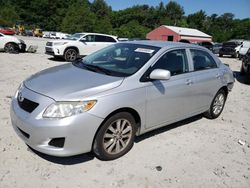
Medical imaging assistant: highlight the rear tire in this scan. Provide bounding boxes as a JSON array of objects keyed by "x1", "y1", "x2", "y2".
[
  {"x1": 204, "y1": 89, "x2": 227, "y2": 119},
  {"x1": 93, "y1": 112, "x2": 136, "y2": 160},
  {"x1": 64, "y1": 48, "x2": 78, "y2": 62},
  {"x1": 219, "y1": 54, "x2": 223, "y2": 57}
]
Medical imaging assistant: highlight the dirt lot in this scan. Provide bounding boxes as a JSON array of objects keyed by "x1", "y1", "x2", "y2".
[{"x1": 0, "y1": 37, "x2": 249, "y2": 188}]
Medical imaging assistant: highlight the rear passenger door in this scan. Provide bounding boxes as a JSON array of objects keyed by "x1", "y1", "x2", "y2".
[{"x1": 188, "y1": 49, "x2": 222, "y2": 110}]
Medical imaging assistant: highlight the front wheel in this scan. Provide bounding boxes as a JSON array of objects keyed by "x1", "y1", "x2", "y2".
[
  {"x1": 4, "y1": 43, "x2": 18, "y2": 53},
  {"x1": 93, "y1": 112, "x2": 136, "y2": 160},
  {"x1": 204, "y1": 89, "x2": 227, "y2": 119},
  {"x1": 64, "y1": 48, "x2": 78, "y2": 62}
]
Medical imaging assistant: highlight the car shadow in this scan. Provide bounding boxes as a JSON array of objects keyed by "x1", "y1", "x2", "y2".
[
  {"x1": 233, "y1": 71, "x2": 250, "y2": 85},
  {"x1": 135, "y1": 114, "x2": 203, "y2": 143},
  {"x1": 47, "y1": 57, "x2": 66, "y2": 62},
  {"x1": 27, "y1": 146, "x2": 95, "y2": 165}
]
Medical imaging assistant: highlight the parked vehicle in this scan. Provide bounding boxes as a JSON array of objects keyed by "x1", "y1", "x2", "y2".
[
  {"x1": 0, "y1": 27, "x2": 15, "y2": 35},
  {"x1": 45, "y1": 32, "x2": 118, "y2": 61},
  {"x1": 240, "y1": 48, "x2": 250, "y2": 75},
  {"x1": 239, "y1": 41, "x2": 250, "y2": 59},
  {"x1": 0, "y1": 33, "x2": 26, "y2": 52},
  {"x1": 25, "y1": 30, "x2": 33, "y2": 36},
  {"x1": 219, "y1": 40, "x2": 243, "y2": 58},
  {"x1": 212, "y1": 43, "x2": 222, "y2": 54},
  {"x1": 33, "y1": 28, "x2": 43, "y2": 37},
  {"x1": 197, "y1": 41, "x2": 213, "y2": 51},
  {"x1": 11, "y1": 41, "x2": 234, "y2": 160}
]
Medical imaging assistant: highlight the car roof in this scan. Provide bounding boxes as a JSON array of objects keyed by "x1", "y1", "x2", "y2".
[
  {"x1": 121, "y1": 40, "x2": 203, "y2": 49},
  {"x1": 74, "y1": 32, "x2": 117, "y2": 38}
]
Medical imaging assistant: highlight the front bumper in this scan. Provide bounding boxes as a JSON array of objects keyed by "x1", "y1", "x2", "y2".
[
  {"x1": 45, "y1": 46, "x2": 64, "y2": 56},
  {"x1": 10, "y1": 86, "x2": 103, "y2": 156}
]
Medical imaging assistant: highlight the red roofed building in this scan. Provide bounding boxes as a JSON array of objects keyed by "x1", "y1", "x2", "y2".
[{"x1": 146, "y1": 25, "x2": 212, "y2": 43}]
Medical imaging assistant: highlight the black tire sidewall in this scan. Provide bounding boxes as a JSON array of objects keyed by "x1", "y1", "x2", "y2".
[{"x1": 94, "y1": 112, "x2": 136, "y2": 160}]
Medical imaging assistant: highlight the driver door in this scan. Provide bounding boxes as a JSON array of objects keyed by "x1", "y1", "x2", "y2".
[{"x1": 145, "y1": 49, "x2": 196, "y2": 129}]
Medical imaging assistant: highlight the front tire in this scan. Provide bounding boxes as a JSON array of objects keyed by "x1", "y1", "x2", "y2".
[
  {"x1": 4, "y1": 43, "x2": 18, "y2": 53},
  {"x1": 93, "y1": 112, "x2": 136, "y2": 160},
  {"x1": 64, "y1": 48, "x2": 78, "y2": 62},
  {"x1": 204, "y1": 89, "x2": 227, "y2": 119}
]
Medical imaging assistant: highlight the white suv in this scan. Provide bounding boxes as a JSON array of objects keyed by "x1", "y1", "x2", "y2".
[
  {"x1": 45, "y1": 33, "x2": 118, "y2": 61},
  {"x1": 0, "y1": 33, "x2": 26, "y2": 52}
]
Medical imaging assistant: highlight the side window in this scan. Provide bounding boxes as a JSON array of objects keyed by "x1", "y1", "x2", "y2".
[
  {"x1": 191, "y1": 49, "x2": 217, "y2": 71},
  {"x1": 106, "y1": 36, "x2": 116, "y2": 42},
  {"x1": 0, "y1": 33, "x2": 3, "y2": 37},
  {"x1": 84, "y1": 35, "x2": 95, "y2": 42},
  {"x1": 95, "y1": 35, "x2": 106, "y2": 42},
  {"x1": 152, "y1": 49, "x2": 189, "y2": 76}
]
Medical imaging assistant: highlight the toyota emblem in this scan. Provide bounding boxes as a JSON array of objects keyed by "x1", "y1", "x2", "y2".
[{"x1": 18, "y1": 92, "x2": 24, "y2": 102}]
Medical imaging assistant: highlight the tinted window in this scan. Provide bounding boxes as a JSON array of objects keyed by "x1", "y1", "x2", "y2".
[
  {"x1": 95, "y1": 35, "x2": 106, "y2": 42},
  {"x1": 106, "y1": 36, "x2": 116, "y2": 42},
  {"x1": 191, "y1": 49, "x2": 217, "y2": 71},
  {"x1": 84, "y1": 35, "x2": 95, "y2": 42},
  {"x1": 152, "y1": 49, "x2": 189, "y2": 76}
]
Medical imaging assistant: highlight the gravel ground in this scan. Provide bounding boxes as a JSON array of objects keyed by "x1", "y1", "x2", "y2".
[{"x1": 0, "y1": 37, "x2": 249, "y2": 188}]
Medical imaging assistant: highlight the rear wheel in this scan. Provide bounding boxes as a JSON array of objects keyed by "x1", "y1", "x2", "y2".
[
  {"x1": 4, "y1": 43, "x2": 18, "y2": 53},
  {"x1": 219, "y1": 53, "x2": 223, "y2": 57},
  {"x1": 204, "y1": 89, "x2": 227, "y2": 119},
  {"x1": 64, "y1": 48, "x2": 78, "y2": 62},
  {"x1": 93, "y1": 112, "x2": 136, "y2": 160}
]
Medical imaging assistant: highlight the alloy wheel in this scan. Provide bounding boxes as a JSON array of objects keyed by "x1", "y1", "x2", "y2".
[{"x1": 102, "y1": 118, "x2": 133, "y2": 155}]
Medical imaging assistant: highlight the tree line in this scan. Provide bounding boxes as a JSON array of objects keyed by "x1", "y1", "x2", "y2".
[{"x1": 0, "y1": 0, "x2": 249, "y2": 42}]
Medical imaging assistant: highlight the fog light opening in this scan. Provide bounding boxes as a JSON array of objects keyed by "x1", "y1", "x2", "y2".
[{"x1": 48, "y1": 137, "x2": 65, "y2": 148}]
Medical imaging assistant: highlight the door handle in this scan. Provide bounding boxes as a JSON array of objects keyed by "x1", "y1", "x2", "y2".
[{"x1": 185, "y1": 79, "x2": 193, "y2": 85}]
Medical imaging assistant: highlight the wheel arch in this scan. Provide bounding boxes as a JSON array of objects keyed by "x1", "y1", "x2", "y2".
[
  {"x1": 91, "y1": 107, "x2": 141, "y2": 150},
  {"x1": 63, "y1": 46, "x2": 79, "y2": 55},
  {"x1": 220, "y1": 85, "x2": 229, "y2": 97}
]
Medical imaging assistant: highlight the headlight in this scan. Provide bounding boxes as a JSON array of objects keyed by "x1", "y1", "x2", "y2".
[
  {"x1": 15, "y1": 82, "x2": 24, "y2": 98},
  {"x1": 43, "y1": 100, "x2": 97, "y2": 118},
  {"x1": 53, "y1": 42, "x2": 68, "y2": 46}
]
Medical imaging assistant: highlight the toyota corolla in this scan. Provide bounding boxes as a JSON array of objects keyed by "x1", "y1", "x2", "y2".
[{"x1": 10, "y1": 41, "x2": 234, "y2": 160}]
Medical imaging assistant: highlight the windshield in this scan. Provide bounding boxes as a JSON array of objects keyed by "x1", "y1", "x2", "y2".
[
  {"x1": 73, "y1": 43, "x2": 160, "y2": 77},
  {"x1": 66, "y1": 33, "x2": 85, "y2": 40}
]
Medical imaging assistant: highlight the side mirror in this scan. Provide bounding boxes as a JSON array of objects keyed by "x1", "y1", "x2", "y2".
[
  {"x1": 149, "y1": 69, "x2": 171, "y2": 80},
  {"x1": 80, "y1": 38, "x2": 87, "y2": 42}
]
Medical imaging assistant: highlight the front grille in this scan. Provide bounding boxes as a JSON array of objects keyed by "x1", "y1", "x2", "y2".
[
  {"x1": 18, "y1": 98, "x2": 39, "y2": 113},
  {"x1": 46, "y1": 42, "x2": 53, "y2": 46},
  {"x1": 17, "y1": 127, "x2": 30, "y2": 139},
  {"x1": 45, "y1": 47, "x2": 53, "y2": 52}
]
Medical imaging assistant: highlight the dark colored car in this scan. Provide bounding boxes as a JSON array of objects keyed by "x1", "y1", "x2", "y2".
[
  {"x1": 0, "y1": 27, "x2": 15, "y2": 35},
  {"x1": 198, "y1": 42, "x2": 213, "y2": 51},
  {"x1": 241, "y1": 48, "x2": 250, "y2": 75},
  {"x1": 219, "y1": 40, "x2": 242, "y2": 58},
  {"x1": 212, "y1": 43, "x2": 222, "y2": 54}
]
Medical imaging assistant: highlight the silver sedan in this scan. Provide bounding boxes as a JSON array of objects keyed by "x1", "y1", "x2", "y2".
[{"x1": 10, "y1": 41, "x2": 234, "y2": 160}]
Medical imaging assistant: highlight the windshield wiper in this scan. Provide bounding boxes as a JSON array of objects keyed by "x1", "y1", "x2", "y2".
[{"x1": 82, "y1": 64, "x2": 112, "y2": 75}]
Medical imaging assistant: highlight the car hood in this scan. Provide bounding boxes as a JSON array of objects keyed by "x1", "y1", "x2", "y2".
[{"x1": 24, "y1": 63, "x2": 124, "y2": 101}]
